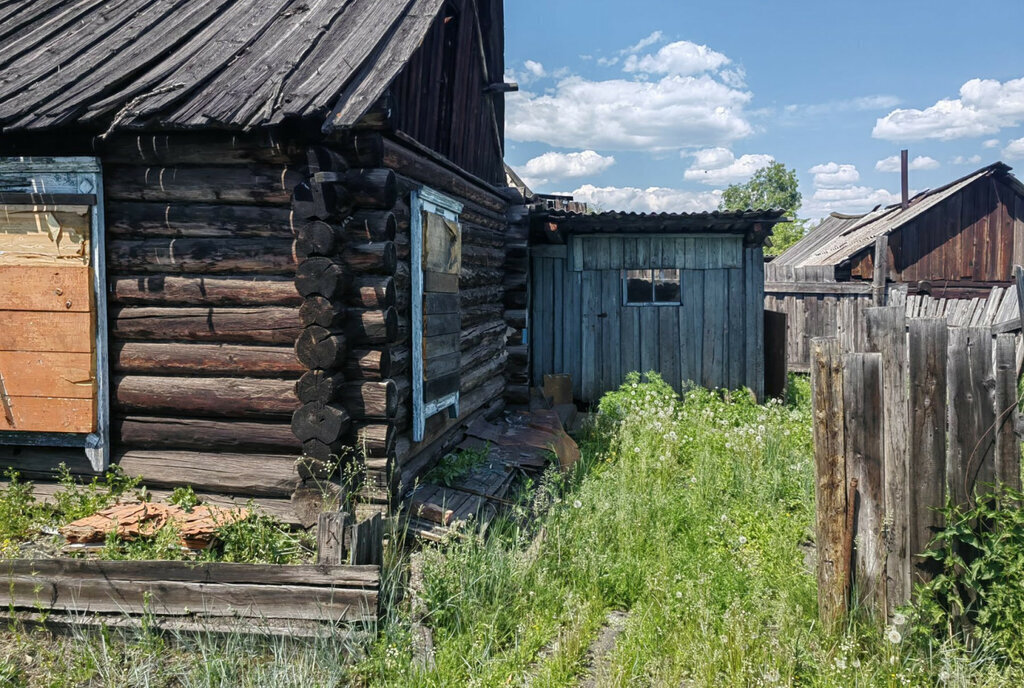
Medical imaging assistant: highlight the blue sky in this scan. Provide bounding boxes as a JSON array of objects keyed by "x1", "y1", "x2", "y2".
[{"x1": 502, "y1": 0, "x2": 1024, "y2": 218}]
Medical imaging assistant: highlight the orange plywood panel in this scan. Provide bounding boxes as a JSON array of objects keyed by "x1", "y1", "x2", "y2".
[
  {"x1": 0, "y1": 396, "x2": 95, "y2": 433},
  {"x1": 0, "y1": 311, "x2": 93, "y2": 353},
  {"x1": 0, "y1": 352, "x2": 94, "y2": 398},
  {"x1": 0, "y1": 265, "x2": 92, "y2": 312}
]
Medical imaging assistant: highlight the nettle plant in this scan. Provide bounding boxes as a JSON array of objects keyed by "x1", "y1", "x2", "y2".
[{"x1": 915, "y1": 487, "x2": 1024, "y2": 662}]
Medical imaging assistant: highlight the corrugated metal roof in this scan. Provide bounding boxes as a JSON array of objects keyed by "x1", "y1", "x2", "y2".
[
  {"x1": 541, "y1": 208, "x2": 788, "y2": 223},
  {"x1": 0, "y1": 0, "x2": 445, "y2": 133},
  {"x1": 534, "y1": 208, "x2": 787, "y2": 246},
  {"x1": 774, "y1": 162, "x2": 1018, "y2": 269}
]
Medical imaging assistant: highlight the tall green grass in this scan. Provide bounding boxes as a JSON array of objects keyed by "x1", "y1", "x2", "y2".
[{"x1": 3, "y1": 372, "x2": 1022, "y2": 686}]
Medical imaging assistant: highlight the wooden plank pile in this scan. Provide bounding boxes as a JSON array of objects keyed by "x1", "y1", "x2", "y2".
[
  {"x1": 405, "y1": 408, "x2": 580, "y2": 540},
  {"x1": 2, "y1": 559, "x2": 379, "y2": 631},
  {"x1": 811, "y1": 308, "x2": 1021, "y2": 627}
]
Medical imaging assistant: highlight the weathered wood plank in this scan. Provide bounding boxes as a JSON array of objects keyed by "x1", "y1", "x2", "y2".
[
  {"x1": 993, "y1": 332, "x2": 1021, "y2": 491},
  {"x1": 946, "y1": 327, "x2": 996, "y2": 509},
  {"x1": 811, "y1": 337, "x2": 846, "y2": 627},
  {"x1": 844, "y1": 352, "x2": 886, "y2": 614},
  {"x1": 865, "y1": 306, "x2": 910, "y2": 612},
  {"x1": 0, "y1": 265, "x2": 91, "y2": 311}
]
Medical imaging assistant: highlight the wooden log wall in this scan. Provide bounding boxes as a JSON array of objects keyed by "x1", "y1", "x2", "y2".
[
  {"x1": 328, "y1": 132, "x2": 516, "y2": 503},
  {"x1": 0, "y1": 133, "x2": 315, "y2": 521},
  {"x1": 504, "y1": 202, "x2": 530, "y2": 405}
]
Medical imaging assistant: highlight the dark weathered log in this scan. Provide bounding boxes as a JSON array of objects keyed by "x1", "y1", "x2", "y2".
[
  {"x1": 461, "y1": 353, "x2": 508, "y2": 395},
  {"x1": 390, "y1": 346, "x2": 410, "y2": 378},
  {"x1": 460, "y1": 265, "x2": 503, "y2": 288},
  {"x1": 504, "y1": 309, "x2": 526, "y2": 329},
  {"x1": 344, "y1": 348, "x2": 392, "y2": 380},
  {"x1": 461, "y1": 223, "x2": 506, "y2": 248},
  {"x1": 112, "y1": 306, "x2": 301, "y2": 345},
  {"x1": 116, "y1": 450, "x2": 299, "y2": 497},
  {"x1": 340, "y1": 380, "x2": 397, "y2": 419},
  {"x1": 302, "y1": 439, "x2": 347, "y2": 461},
  {"x1": 351, "y1": 423, "x2": 395, "y2": 459},
  {"x1": 504, "y1": 290, "x2": 527, "y2": 309},
  {"x1": 291, "y1": 180, "x2": 352, "y2": 221},
  {"x1": 295, "y1": 326, "x2": 348, "y2": 370},
  {"x1": 338, "y1": 168, "x2": 397, "y2": 209},
  {"x1": 461, "y1": 318, "x2": 507, "y2": 350},
  {"x1": 110, "y1": 275, "x2": 301, "y2": 306},
  {"x1": 462, "y1": 244, "x2": 506, "y2": 268},
  {"x1": 108, "y1": 238, "x2": 297, "y2": 274},
  {"x1": 380, "y1": 136, "x2": 506, "y2": 213},
  {"x1": 507, "y1": 345, "x2": 527, "y2": 366},
  {"x1": 462, "y1": 303, "x2": 504, "y2": 327},
  {"x1": 299, "y1": 296, "x2": 346, "y2": 328},
  {"x1": 291, "y1": 403, "x2": 352, "y2": 444},
  {"x1": 105, "y1": 201, "x2": 296, "y2": 239},
  {"x1": 295, "y1": 257, "x2": 350, "y2": 299},
  {"x1": 114, "y1": 376, "x2": 298, "y2": 418},
  {"x1": 295, "y1": 370, "x2": 346, "y2": 405},
  {"x1": 347, "y1": 275, "x2": 395, "y2": 309},
  {"x1": 344, "y1": 241, "x2": 396, "y2": 275},
  {"x1": 460, "y1": 285, "x2": 504, "y2": 309},
  {"x1": 347, "y1": 307, "x2": 398, "y2": 344},
  {"x1": 116, "y1": 416, "x2": 301, "y2": 452},
  {"x1": 346, "y1": 210, "x2": 396, "y2": 243},
  {"x1": 106, "y1": 165, "x2": 304, "y2": 206},
  {"x1": 113, "y1": 342, "x2": 302, "y2": 377},
  {"x1": 306, "y1": 146, "x2": 349, "y2": 175},
  {"x1": 505, "y1": 384, "x2": 529, "y2": 404},
  {"x1": 102, "y1": 133, "x2": 301, "y2": 166},
  {"x1": 295, "y1": 220, "x2": 344, "y2": 258},
  {"x1": 332, "y1": 132, "x2": 385, "y2": 167}
]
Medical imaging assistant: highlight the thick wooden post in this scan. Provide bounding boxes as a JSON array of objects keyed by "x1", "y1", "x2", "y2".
[
  {"x1": 908, "y1": 319, "x2": 948, "y2": 583},
  {"x1": 871, "y1": 236, "x2": 888, "y2": 307},
  {"x1": 316, "y1": 511, "x2": 349, "y2": 565},
  {"x1": 865, "y1": 306, "x2": 910, "y2": 612},
  {"x1": 811, "y1": 337, "x2": 847, "y2": 627},
  {"x1": 844, "y1": 352, "x2": 886, "y2": 615},
  {"x1": 947, "y1": 328, "x2": 996, "y2": 509},
  {"x1": 349, "y1": 512, "x2": 384, "y2": 566},
  {"x1": 993, "y1": 333, "x2": 1021, "y2": 492}
]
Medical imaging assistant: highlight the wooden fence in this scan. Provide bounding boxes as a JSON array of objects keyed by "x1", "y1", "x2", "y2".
[{"x1": 810, "y1": 308, "x2": 1022, "y2": 625}]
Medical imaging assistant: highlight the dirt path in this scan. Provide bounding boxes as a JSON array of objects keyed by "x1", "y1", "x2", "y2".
[{"x1": 578, "y1": 610, "x2": 629, "y2": 687}]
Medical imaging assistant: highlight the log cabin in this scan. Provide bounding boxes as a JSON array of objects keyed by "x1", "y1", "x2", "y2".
[
  {"x1": 0, "y1": 0, "x2": 518, "y2": 521},
  {"x1": 766, "y1": 161, "x2": 1024, "y2": 371}
]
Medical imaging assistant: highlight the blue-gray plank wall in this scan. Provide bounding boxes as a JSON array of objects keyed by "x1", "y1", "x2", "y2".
[{"x1": 530, "y1": 235, "x2": 765, "y2": 402}]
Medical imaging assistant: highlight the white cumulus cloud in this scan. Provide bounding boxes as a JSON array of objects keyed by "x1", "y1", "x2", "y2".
[
  {"x1": 507, "y1": 75, "x2": 752, "y2": 151},
  {"x1": 874, "y1": 155, "x2": 940, "y2": 172},
  {"x1": 622, "y1": 31, "x2": 665, "y2": 55},
  {"x1": 873, "y1": 76, "x2": 1024, "y2": 141},
  {"x1": 951, "y1": 154, "x2": 982, "y2": 165},
  {"x1": 565, "y1": 184, "x2": 722, "y2": 214},
  {"x1": 523, "y1": 60, "x2": 546, "y2": 78},
  {"x1": 809, "y1": 162, "x2": 860, "y2": 188},
  {"x1": 623, "y1": 40, "x2": 731, "y2": 76},
  {"x1": 1004, "y1": 137, "x2": 1024, "y2": 160},
  {"x1": 683, "y1": 148, "x2": 774, "y2": 185},
  {"x1": 515, "y1": 150, "x2": 616, "y2": 188},
  {"x1": 805, "y1": 186, "x2": 903, "y2": 217},
  {"x1": 983, "y1": 138, "x2": 1001, "y2": 148}
]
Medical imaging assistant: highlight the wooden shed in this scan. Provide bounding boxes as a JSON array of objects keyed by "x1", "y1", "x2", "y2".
[
  {"x1": 0, "y1": 0, "x2": 519, "y2": 520},
  {"x1": 528, "y1": 210, "x2": 784, "y2": 402},
  {"x1": 766, "y1": 162, "x2": 1024, "y2": 370}
]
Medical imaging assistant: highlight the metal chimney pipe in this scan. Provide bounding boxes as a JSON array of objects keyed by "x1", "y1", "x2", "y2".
[{"x1": 900, "y1": 149, "x2": 909, "y2": 210}]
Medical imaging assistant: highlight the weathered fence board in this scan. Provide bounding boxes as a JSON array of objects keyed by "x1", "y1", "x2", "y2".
[
  {"x1": 907, "y1": 319, "x2": 948, "y2": 584},
  {"x1": 946, "y1": 328, "x2": 996, "y2": 508},
  {"x1": 810, "y1": 337, "x2": 846, "y2": 627}
]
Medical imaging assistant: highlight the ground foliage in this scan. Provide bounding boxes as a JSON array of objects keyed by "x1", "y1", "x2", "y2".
[{"x1": 2, "y1": 374, "x2": 1023, "y2": 685}]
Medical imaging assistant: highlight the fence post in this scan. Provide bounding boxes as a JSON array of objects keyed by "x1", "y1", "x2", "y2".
[
  {"x1": 947, "y1": 328, "x2": 996, "y2": 509},
  {"x1": 316, "y1": 511, "x2": 349, "y2": 565},
  {"x1": 872, "y1": 236, "x2": 888, "y2": 307},
  {"x1": 908, "y1": 319, "x2": 948, "y2": 584},
  {"x1": 810, "y1": 337, "x2": 847, "y2": 627},
  {"x1": 866, "y1": 306, "x2": 910, "y2": 612},
  {"x1": 993, "y1": 333, "x2": 1021, "y2": 492},
  {"x1": 843, "y1": 351, "x2": 886, "y2": 615}
]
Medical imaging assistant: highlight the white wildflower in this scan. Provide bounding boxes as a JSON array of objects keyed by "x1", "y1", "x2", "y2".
[
  {"x1": 737, "y1": 536, "x2": 747, "y2": 545},
  {"x1": 721, "y1": 514, "x2": 728, "y2": 522},
  {"x1": 675, "y1": 591, "x2": 682, "y2": 599},
  {"x1": 892, "y1": 612, "x2": 907, "y2": 626},
  {"x1": 573, "y1": 500, "x2": 582, "y2": 509},
  {"x1": 886, "y1": 627, "x2": 902, "y2": 644}
]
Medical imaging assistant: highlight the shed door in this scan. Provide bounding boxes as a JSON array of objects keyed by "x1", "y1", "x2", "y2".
[{"x1": 0, "y1": 204, "x2": 96, "y2": 433}]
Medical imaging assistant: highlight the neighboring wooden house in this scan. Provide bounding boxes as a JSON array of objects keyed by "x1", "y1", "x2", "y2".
[
  {"x1": 0, "y1": 0, "x2": 517, "y2": 520},
  {"x1": 766, "y1": 162, "x2": 1024, "y2": 370},
  {"x1": 528, "y1": 209, "x2": 785, "y2": 402}
]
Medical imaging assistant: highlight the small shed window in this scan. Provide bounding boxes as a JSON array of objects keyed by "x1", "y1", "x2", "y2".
[{"x1": 624, "y1": 268, "x2": 681, "y2": 305}]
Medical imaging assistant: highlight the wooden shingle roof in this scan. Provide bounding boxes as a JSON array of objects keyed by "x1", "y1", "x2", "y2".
[
  {"x1": 772, "y1": 162, "x2": 1024, "y2": 269},
  {"x1": 0, "y1": 0, "x2": 445, "y2": 134}
]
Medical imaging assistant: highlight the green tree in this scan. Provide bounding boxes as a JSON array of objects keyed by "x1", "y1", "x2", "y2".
[{"x1": 719, "y1": 161, "x2": 808, "y2": 256}]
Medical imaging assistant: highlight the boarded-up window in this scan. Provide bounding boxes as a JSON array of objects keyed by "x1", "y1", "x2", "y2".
[
  {"x1": 411, "y1": 188, "x2": 463, "y2": 442},
  {"x1": 0, "y1": 158, "x2": 109, "y2": 470}
]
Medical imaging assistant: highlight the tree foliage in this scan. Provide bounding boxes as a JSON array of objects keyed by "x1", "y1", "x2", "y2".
[{"x1": 719, "y1": 161, "x2": 807, "y2": 256}]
